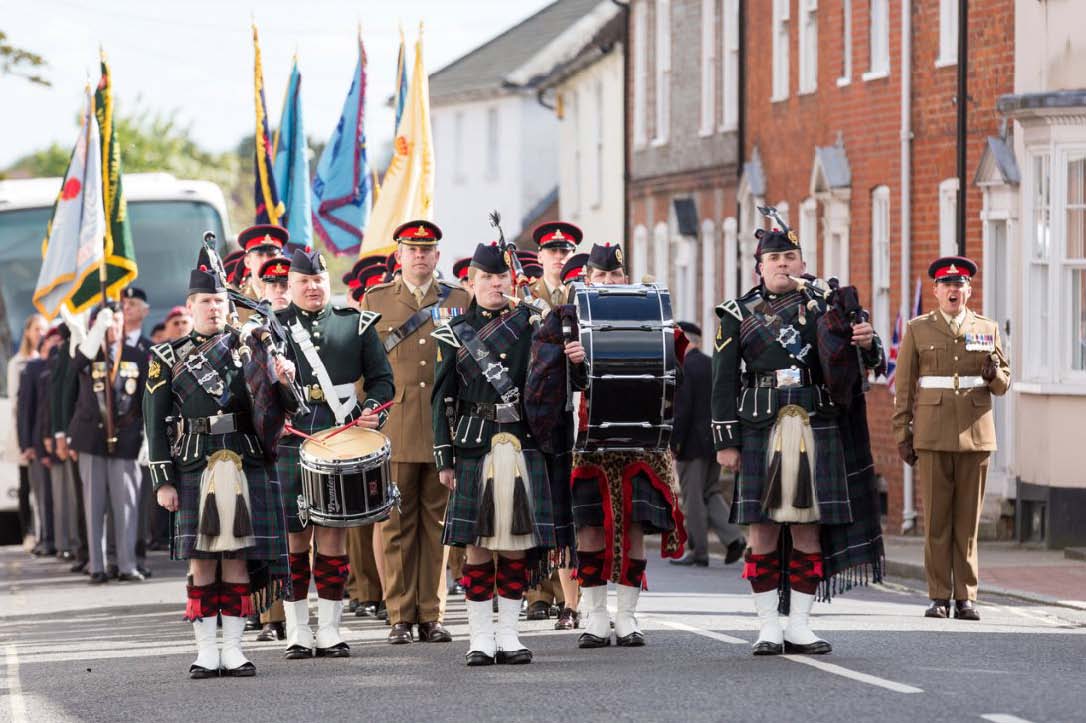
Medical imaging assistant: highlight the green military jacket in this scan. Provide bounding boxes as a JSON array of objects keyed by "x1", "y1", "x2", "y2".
[
  {"x1": 430, "y1": 301, "x2": 538, "y2": 469},
  {"x1": 274, "y1": 302, "x2": 395, "y2": 433}
]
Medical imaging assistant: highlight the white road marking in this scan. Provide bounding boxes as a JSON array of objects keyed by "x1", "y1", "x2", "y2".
[
  {"x1": 980, "y1": 714, "x2": 1035, "y2": 723},
  {"x1": 5, "y1": 645, "x2": 27, "y2": 723},
  {"x1": 652, "y1": 618, "x2": 748, "y2": 645}
]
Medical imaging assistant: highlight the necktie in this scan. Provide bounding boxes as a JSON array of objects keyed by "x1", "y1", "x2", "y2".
[
  {"x1": 413, "y1": 288, "x2": 424, "y2": 307},
  {"x1": 551, "y1": 288, "x2": 563, "y2": 306}
]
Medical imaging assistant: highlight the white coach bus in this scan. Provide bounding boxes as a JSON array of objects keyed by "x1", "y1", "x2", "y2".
[{"x1": 0, "y1": 172, "x2": 232, "y2": 542}]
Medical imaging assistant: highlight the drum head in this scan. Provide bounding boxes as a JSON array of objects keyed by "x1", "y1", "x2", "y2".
[{"x1": 302, "y1": 427, "x2": 389, "y2": 463}]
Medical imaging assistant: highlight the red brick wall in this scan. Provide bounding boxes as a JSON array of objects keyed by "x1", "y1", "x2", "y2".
[{"x1": 742, "y1": 0, "x2": 1013, "y2": 531}]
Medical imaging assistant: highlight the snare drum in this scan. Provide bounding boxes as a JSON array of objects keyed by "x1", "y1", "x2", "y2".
[
  {"x1": 298, "y1": 427, "x2": 398, "y2": 527},
  {"x1": 573, "y1": 282, "x2": 677, "y2": 451}
]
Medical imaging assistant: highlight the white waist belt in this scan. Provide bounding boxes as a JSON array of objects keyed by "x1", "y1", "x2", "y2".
[{"x1": 918, "y1": 375, "x2": 986, "y2": 390}]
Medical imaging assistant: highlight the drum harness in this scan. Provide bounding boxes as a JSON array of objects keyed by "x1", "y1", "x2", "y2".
[{"x1": 288, "y1": 320, "x2": 357, "y2": 425}]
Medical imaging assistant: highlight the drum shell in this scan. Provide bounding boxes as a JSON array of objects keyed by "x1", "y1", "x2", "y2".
[
  {"x1": 573, "y1": 283, "x2": 677, "y2": 452},
  {"x1": 299, "y1": 432, "x2": 397, "y2": 527}
]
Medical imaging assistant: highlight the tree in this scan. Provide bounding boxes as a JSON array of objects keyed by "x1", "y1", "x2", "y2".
[{"x1": 0, "y1": 31, "x2": 49, "y2": 86}]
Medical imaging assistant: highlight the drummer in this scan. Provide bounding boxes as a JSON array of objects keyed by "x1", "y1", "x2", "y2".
[
  {"x1": 569, "y1": 243, "x2": 687, "y2": 650},
  {"x1": 274, "y1": 247, "x2": 395, "y2": 660}
]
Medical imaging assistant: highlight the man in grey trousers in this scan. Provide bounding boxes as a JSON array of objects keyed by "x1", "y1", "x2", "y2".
[{"x1": 670, "y1": 322, "x2": 746, "y2": 567}]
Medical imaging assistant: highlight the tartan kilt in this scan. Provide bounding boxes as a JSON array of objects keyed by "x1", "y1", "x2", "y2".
[
  {"x1": 732, "y1": 415, "x2": 853, "y2": 526},
  {"x1": 443, "y1": 449, "x2": 555, "y2": 551},
  {"x1": 546, "y1": 450, "x2": 576, "y2": 559},
  {"x1": 171, "y1": 461, "x2": 288, "y2": 562},
  {"x1": 572, "y1": 450, "x2": 677, "y2": 534},
  {"x1": 276, "y1": 437, "x2": 306, "y2": 534}
]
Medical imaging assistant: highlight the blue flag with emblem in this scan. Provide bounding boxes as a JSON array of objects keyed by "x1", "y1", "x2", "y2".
[
  {"x1": 273, "y1": 58, "x2": 313, "y2": 249},
  {"x1": 311, "y1": 30, "x2": 371, "y2": 257}
]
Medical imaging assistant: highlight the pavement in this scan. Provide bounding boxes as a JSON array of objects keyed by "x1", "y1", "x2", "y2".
[{"x1": 2, "y1": 544, "x2": 1085, "y2": 723}]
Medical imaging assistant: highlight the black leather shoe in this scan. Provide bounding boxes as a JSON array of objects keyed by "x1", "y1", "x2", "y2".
[
  {"x1": 387, "y1": 622, "x2": 413, "y2": 644},
  {"x1": 107, "y1": 565, "x2": 119, "y2": 580},
  {"x1": 69, "y1": 560, "x2": 88, "y2": 574},
  {"x1": 347, "y1": 599, "x2": 360, "y2": 613},
  {"x1": 417, "y1": 621, "x2": 452, "y2": 642},
  {"x1": 88, "y1": 572, "x2": 109, "y2": 585},
  {"x1": 315, "y1": 642, "x2": 350, "y2": 658},
  {"x1": 116, "y1": 571, "x2": 145, "y2": 583},
  {"x1": 496, "y1": 648, "x2": 533, "y2": 664},
  {"x1": 669, "y1": 552, "x2": 708, "y2": 567},
  {"x1": 725, "y1": 537, "x2": 747, "y2": 565},
  {"x1": 752, "y1": 641, "x2": 783, "y2": 656},
  {"x1": 465, "y1": 650, "x2": 495, "y2": 666},
  {"x1": 283, "y1": 644, "x2": 313, "y2": 660},
  {"x1": 244, "y1": 615, "x2": 262, "y2": 632},
  {"x1": 58, "y1": 550, "x2": 74, "y2": 561},
  {"x1": 616, "y1": 631, "x2": 646, "y2": 647},
  {"x1": 924, "y1": 599, "x2": 951, "y2": 618},
  {"x1": 784, "y1": 640, "x2": 832, "y2": 655},
  {"x1": 375, "y1": 601, "x2": 388, "y2": 620},
  {"x1": 525, "y1": 601, "x2": 551, "y2": 620},
  {"x1": 954, "y1": 600, "x2": 981, "y2": 620},
  {"x1": 188, "y1": 665, "x2": 219, "y2": 679},
  {"x1": 577, "y1": 632, "x2": 611, "y2": 649},
  {"x1": 137, "y1": 565, "x2": 153, "y2": 579},
  {"x1": 448, "y1": 582, "x2": 466, "y2": 595},
  {"x1": 554, "y1": 608, "x2": 579, "y2": 630},
  {"x1": 355, "y1": 600, "x2": 378, "y2": 617},
  {"x1": 256, "y1": 622, "x2": 285, "y2": 641},
  {"x1": 222, "y1": 661, "x2": 256, "y2": 677}
]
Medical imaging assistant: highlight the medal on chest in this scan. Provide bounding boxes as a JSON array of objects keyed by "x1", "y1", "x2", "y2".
[{"x1": 964, "y1": 333, "x2": 995, "y2": 352}]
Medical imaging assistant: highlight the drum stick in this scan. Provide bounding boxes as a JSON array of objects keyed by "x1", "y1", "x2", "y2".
[
  {"x1": 319, "y1": 399, "x2": 396, "y2": 442},
  {"x1": 284, "y1": 424, "x2": 336, "y2": 452}
]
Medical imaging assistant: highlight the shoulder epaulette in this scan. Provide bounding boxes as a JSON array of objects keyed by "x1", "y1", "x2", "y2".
[
  {"x1": 431, "y1": 322, "x2": 462, "y2": 348},
  {"x1": 366, "y1": 281, "x2": 396, "y2": 294},
  {"x1": 357, "y1": 309, "x2": 381, "y2": 335},
  {"x1": 437, "y1": 279, "x2": 460, "y2": 292},
  {"x1": 715, "y1": 299, "x2": 744, "y2": 322}
]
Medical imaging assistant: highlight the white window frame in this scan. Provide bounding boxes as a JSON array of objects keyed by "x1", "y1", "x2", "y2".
[
  {"x1": 799, "y1": 197, "x2": 818, "y2": 277},
  {"x1": 632, "y1": 224, "x2": 649, "y2": 282},
  {"x1": 939, "y1": 177, "x2": 959, "y2": 256},
  {"x1": 485, "y1": 107, "x2": 500, "y2": 181},
  {"x1": 936, "y1": 0, "x2": 958, "y2": 68},
  {"x1": 837, "y1": 0, "x2": 852, "y2": 86},
  {"x1": 675, "y1": 235, "x2": 698, "y2": 323},
  {"x1": 720, "y1": 0, "x2": 740, "y2": 131},
  {"x1": 820, "y1": 201, "x2": 850, "y2": 285},
  {"x1": 592, "y1": 80, "x2": 604, "y2": 209},
  {"x1": 771, "y1": 0, "x2": 790, "y2": 102},
  {"x1": 453, "y1": 111, "x2": 466, "y2": 184},
  {"x1": 799, "y1": 0, "x2": 818, "y2": 95},
  {"x1": 871, "y1": 185, "x2": 892, "y2": 356},
  {"x1": 653, "y1": 0, "x2": 672, "y2": 146},
  {"x1": 863, "y1": 0, "x2": 890, "y2": 81},
  {"x1": 632, "y1": 0, "x2": 648, "y2": 149},
  {"x1": 701, "y1": 219, "x2": 717, "y2": 349},
  {"x1": 570, "y1": 90, "x2": 581, "y2": 216},
  {"x1": 723, "y1": 216, "x2": 738, "y2": 301},
  {"x1": 699, "y1": 0, "x2": 716, "y2": 136},
  {"x1": 739, "y1": 193, "x2": 763, "y2": 290},
  {"x1": 653, "y1": 221, "x2": 671, "y2": 286}
]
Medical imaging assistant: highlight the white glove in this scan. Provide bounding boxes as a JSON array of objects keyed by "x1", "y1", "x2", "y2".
[
  {"x1": 78, "y1": 308, "x2": 112, "y2": 360},
  {"x1": 136, "y1": 435, "x2": 149, "y2": 466},
  {"x1": 59, "y1": 305, "x2": 87, "y2": 358}
]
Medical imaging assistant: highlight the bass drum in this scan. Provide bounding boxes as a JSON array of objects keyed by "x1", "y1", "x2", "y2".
[{"x1": 573, "y1": 282, "x2": 677, "y2": 451}]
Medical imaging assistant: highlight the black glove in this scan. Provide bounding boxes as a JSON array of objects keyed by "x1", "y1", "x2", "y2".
[
  {"x1": 898, "y1": 441, "x2": 918, "y2": 466},
  {"x1": 981, "y1": 354, "x2": 998, "y2": 382}
]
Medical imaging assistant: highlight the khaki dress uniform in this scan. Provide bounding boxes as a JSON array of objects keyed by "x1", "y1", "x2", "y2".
[
  {"x1": 892, "y1": 308, "x2": 1010, "y2": 602},
  {"x1": 360, "y1": 239, "x2": 471, "y2": 634}
]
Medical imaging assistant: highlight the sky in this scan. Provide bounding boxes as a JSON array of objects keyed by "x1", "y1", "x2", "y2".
[{"x1": 0, "y1": 0, "x2": 554, "y2": 168}]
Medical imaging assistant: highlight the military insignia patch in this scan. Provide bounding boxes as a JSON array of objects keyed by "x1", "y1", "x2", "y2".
[
  {"x1": 148, "y1": 360, "x2": 162, "y2": 379},
  {"x1": 787, "y1": 230, "x2": 798, "y2": 243}
]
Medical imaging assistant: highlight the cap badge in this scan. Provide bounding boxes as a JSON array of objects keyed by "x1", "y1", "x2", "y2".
[
  {"x1": 552, "y1": 229, "x2": 565, "y2": 240},
  {"x1": 414, "y1": 225, "x2": 428, "y2": 237}
]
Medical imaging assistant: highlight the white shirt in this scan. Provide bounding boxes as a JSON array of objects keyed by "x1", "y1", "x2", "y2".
[{"x1": 125, "y1": 328, "x2": 143, "y2": 347}]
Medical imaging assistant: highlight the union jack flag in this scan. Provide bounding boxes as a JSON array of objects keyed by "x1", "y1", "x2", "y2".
[{"x1": 886, "y1": 278, "x2": 923, "y2": 386}]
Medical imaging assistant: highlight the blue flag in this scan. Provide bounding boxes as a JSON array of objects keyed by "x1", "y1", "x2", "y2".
[
  {"x1": 394, "y1": 31, "x2": 408, "y2": 131},
  {"x1": 311, "y1": 35, "x2": 370, "y2": 257},
  {"x1": 273, "y1": 59, "x2": 313, "y2": 249}
]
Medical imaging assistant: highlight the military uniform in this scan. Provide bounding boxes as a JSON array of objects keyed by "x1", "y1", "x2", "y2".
[
  {"x1": 711, "y1": 227, "x2": 884, "y2": 656},
  {"x1": 361, "y1": 219, "x2": 470, "y2": 644},
  {"x1": 273, "y1": 247, "x2": 395, "y2": 660},
  {"x1": 432, "y1": 242, "x2": 555, "y2": 666},
  {"x1": 65, "y1": 304, "x2": 147, "y2": 581},
  {"x1": 892, "y1": 256, "x2": 1010, "y2": 618}
]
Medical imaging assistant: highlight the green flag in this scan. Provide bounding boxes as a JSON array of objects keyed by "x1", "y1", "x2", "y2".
[{"x1": 67, "y1": 52, "x2": 137, "y2": 312}]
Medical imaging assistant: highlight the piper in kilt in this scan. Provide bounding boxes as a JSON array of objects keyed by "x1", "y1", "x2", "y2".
[
  {"x1": 274, "y1": 247, "x2": 395, "y2": 660},
  {"x1": 711, "y1": 223, "x2": 884, "y2": 656},
  {"x1": 144, "y1": 261, "x2": 298, "y2": 679},
  {"x1": 431, "y1": 243, "x2": 568, "y2": 666},
  {"x1": 565, "y1": 244, "x2": 687, "y2": 650}
]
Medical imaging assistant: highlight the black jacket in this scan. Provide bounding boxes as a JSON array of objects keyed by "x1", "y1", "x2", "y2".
[
  {"x1": 671, "y1": 347, "x2": 715, "y2": 461},
  {"x1": 66, "y1": 342, "x2": 147, "y2": 459},
  {"x1": 17, "y1": 358, "x2": 51, "y2": 458}
]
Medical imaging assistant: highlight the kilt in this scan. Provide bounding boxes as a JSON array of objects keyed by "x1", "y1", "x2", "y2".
[
  {"x1": 732, "y1": 414, "x2": 853, "y2": 526},
  {"x1": 443, "y1": 449, "x2": 555, "y2": 551},
  {"x1": 276, "y1": 437, "x2": 305, "y2": 533},
  {"x1": 171, "y1": 461, "x2": 287, "y2": 563},
  {"x1": 572, "y1": 451, "x2": 677, "y2": 535}
]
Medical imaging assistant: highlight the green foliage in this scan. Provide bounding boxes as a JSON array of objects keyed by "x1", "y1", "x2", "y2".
[{"x1": 0, "y1": 31, "x2": 50, "y2": 86}]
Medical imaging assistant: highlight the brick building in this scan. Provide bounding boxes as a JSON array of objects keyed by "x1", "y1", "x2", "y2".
[
  {"x1": 739, "y1": 0, "x2": 1014, "y2": 534},
  {"x1": 625, "y1": 0, "x2": 742, "y2": 344}
]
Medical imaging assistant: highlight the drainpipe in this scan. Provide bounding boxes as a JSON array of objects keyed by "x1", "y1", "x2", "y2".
[
  {"x1": 611, "y1": 0, "x2": 630, "y2": 254},
  {"x1": 900, "y1": 0, "x2": 917, "y2": 534},
  {"x1": 955, "y1": 0, "x2": 968, "y2": 255},
  {"x1": 736, "y1": 0, "x2": 747, "y2": 295}
]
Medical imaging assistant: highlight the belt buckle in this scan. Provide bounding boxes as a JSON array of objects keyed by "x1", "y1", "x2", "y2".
[
  {"x1": 309, "y1": 384, "x2": 325, "y2": 402},
  {"x1": 953, "y1": 373, "x2": 960, "y2": 393},
  {"x1": 495, "y1": 402, "x2": 520, "y2": 424},
  {"x1": 207, "y1": 414, "x2": 227, "y2": 435},
  {"x1": 775, "y1": 367, "x2": 802, "y2": 388}
]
